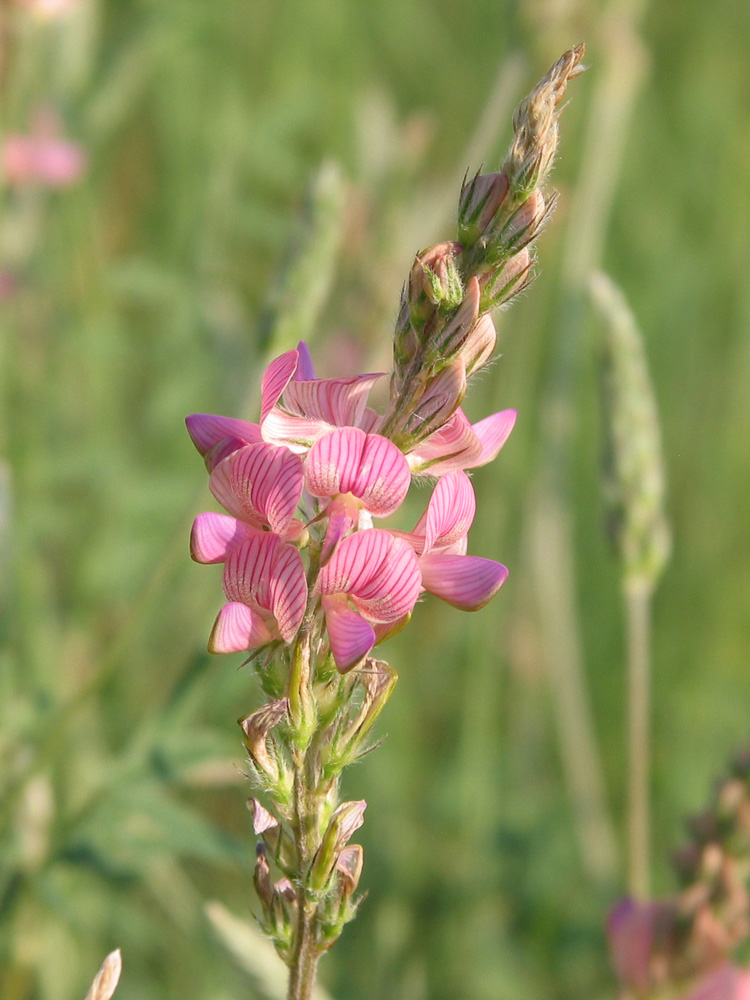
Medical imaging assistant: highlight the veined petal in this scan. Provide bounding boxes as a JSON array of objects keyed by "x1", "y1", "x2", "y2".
[
  {"x1": 306, "y1": 427, "x2": 365, "y2": 500},
  {"x1": 415, "y1": 471, "x2": 476, "y2": 552},
  {"x1": 321, "y1": 494, "x2": 360, "y2": 563},
  {"x1": 190, "y1": 512, "x2": 256, "y2": 563},
  {"x1": 268, "y1": 543, "x2": 307, "y2": 642},
  {"x1": 407, "y1": 409, "x2": 483, "y2": 476},
  {"x1": 203, "y1": 435, "x2": 248, "y2": 472},
  {"x1": 185, "y1": 413, "x2": 261, "y2": 456},
  {"x1": 353, "y1": 535, "x2": 422, "y2": 622},
  {"x1": 208, "y1": 602, "x2": 272, "y2": 653},
  {"x1": 419, "y1": 552, "x2": 508, "y2": 610},
  {"x1": 283, "y1": 373, "x2": 383, "y2": 428},
  {"x1": 261, "y1": 408, "x2": 335, "y2": 452},
  {"x1": 470, "y1": 409, "x2": 517, "y2": 467},
  {"x1": 350, "y1": 433, "x2": 410, "y2": 515},
  {"x1": 322, "y1": 594, "x2": 376, "y2": 673},
  {"x1": 223, "y1": 531, "x2": 281, "y2": 612},
  {"x1": 315, "y1": 528, "x2": 392, "y2": 597},
  {"x1": 260, "y1": 349, "x2": 298, "y2": 425},
  {"x1": 210, "y1": 443, "x2": 304, "y2": 534}
]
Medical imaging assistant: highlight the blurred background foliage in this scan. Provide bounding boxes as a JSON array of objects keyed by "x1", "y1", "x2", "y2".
[{"x1": 1, "y1": 0, "x2": 749, "y2": 998}]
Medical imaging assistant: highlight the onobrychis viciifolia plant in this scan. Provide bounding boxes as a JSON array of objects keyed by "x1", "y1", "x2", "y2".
[{"x1": 186, "y1": 46, "x2": 585, "y2": 1000}]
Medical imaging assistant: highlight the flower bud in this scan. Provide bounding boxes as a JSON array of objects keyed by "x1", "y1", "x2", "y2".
[
  {"x1": 335, "y1": 844, "x2": 364, "y2": 900},
  {"x1": 458, "y1": 170, "x2": 509, "y2": 246},
  {"x1": 403, "y1": 360, "x2": 466, "y2": 445},
  {"x1": 309, "y1": 800, "x2": 367, "y2": 893},
  {"x1": 477, "y1": 248, "x2": 534, "y2": 313},
  {"x1": 460, "y1": 314, "x2": 498, "y2": 377},
  {"x1": 434, "y1": 275, "x2": 480, "y2": 357},
  {"x1": 408, "y1": 242, "x2": 463, "y2": 333}
]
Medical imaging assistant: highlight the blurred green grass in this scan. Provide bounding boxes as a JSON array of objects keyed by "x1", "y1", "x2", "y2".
[{"x1": 2, "y1": 1, "x2": 750, "y2": 998}]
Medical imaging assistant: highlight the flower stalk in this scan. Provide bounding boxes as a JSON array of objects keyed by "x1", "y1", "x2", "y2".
[{"x1": 186, "y1": 48, "x2": 584, "y2": 998}]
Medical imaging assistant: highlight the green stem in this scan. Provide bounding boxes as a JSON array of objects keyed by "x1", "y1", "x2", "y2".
[
  {"x1": 626, "y1": 580, "x2": 652, "y2": 900},
  {"x1": 287, "y1": 749, "x2": 321, "y2": 1000}
]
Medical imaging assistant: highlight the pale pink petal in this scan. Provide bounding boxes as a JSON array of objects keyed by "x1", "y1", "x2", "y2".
[
  {"x1": 350, "y1": 434, "x2": 411, "y2": 515},
  {"x1": 305, "y1": 427, "x2": 365, "y2": 500},
  {"x1": 416, "y1": 471, "x2": 476, "y2": 552},
  {"x1": 321, "y1": 495, "x2": 360, "y2": 563},
  {"x1": 470, "y1": 409, "x2": 517, "y2": 467},
  {"x1": 209, "y1": 443, "x2": 303, "y2": 534},
  {"x1": 268, "y1": 544, "x2": 308, "y2": 642},
  {"x1": 294, "y1": 341, "x2": 316, "y2": 380},
  {"x1": 419, "y1": 552, "x2": 508, "y2": 610},
  {"x1": 322, "y1": 594, "x2": 376, "y2": 673},
  {"x1": 190, "y1": 512, "x2": 255, "y2": 563},
  {"x1": 260, "y1": 349, "x2": 298, "y2": 425},
  {"x1": 407, "y1": 409, "x2": 483, "y2": 476},
  {"x1": 283, "y1": 373, "x2": 383, "y2": 428},
  {"x1": 677, "y1": 965, "x2": 750, "y2": 1000},
  {"x1": 223, "y1": 532, "x2": 280, "y2": 611},
  {"x1": 358, "y1": 407, "x2": 384, "y2": 433},
  {"x1": 353, "y1": 535, "x2": 422, "y2": 622},
  {"x1": 261, "y1": 408, "x2": 334, "y2": 451},
  {"x1": 315, "y1": 528, "x2": 392, "y2": 597},
  {"x1": 208, "y1": 602, "x2": 272, "y2": 653},
  {"x1": 185, "y1": 413, "x2": 261, "y2": 456},
  {"x1": 203, "y1": 435, "x2": 248, "y2": 472}
]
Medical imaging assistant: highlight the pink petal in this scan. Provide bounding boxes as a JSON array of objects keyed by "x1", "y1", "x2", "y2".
[
  {"x1": 261, "y1": 408, "x2": 336, "y2": 452},
  {"x1": 317, "y1": 530, "x2": 421, "y2": 623},
  {"x1": 316, "y1": 527, "x2": 392, "y2": 597},
  {"x1": 471, "y1": 409, "x2": 517, "y2": 466},
  {"x1": 223, "y1": 532, "x2": 281, "y2": 611},
  {"x1": 677, "y1": 965, "x2": 750, "y2": 1000},
  {"x1": 283, "y1": 373, "x2": 383, "y2": 428},
  {"x1": 416, "y1": 471, "x2": 476, "y2": 552},
  {"x1": 294, "y1": 341, "x2": 316, "y2": 380},
  {"x1": 268, "y1": 543, "x2": 308, "y2": 642},
  {"x1": 306, "y1": 429, "x2": 410, "y2": 516},
  {"x1": 305, "y1": 427, "x2": 365, "y2": 500},
  {"x1": 260, "y1": 349, "x2": 298, "y2": 425},
  {"x1": 203, "y1": 435, "x2": 248, "y2": 472},
  {"x1": 209, "y1": 443, "x2": 303, "y2": 534},
  {"x1": 190, "y1": 512, "x2": 255, "y2": 563},
  {"x1": 208, "y1": 602, "x2": 272, "y2": 653},
  {"x1": 350, "y1": 434, "x2": 410, "y2": 516},
  {"x1": 419, "y1": 552, "x2": 508, "y2": 610},
  {"x1": 322, "y1": 594, "x2": 376, "y2": 673},
  {"x1": 321, "y1": 494, "x2": 360, "y2": 563},
  {"x1": 353, "y1": 535, "x2": 422, "y2": 622},
  {"x1": 185, "y1": 413, "x2": 261, "y2": 456},
  {"x1": 406, "y1": 409, "x2": 483, "y2": 476}
]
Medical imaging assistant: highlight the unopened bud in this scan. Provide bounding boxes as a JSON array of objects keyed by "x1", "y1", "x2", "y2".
[
  {"x1": 477, "y1": 248, "x2": 534, "y2": 314},
  {"x1": 458, "y1": 170, "x2": 509, "y2": 246},
  {"x1": 461, "y1": 314, "x2": 498, "y2": 377},
  {"x1": 408, "y1": 242, "x2": 463, "y2": 332},
  {"x1": 404, "y1": 360, "x2": 466, "y2": 445},
  {"x1": 247, "y1": 798, "x2": 296, "y2": 871},
  {"x1": 254, "y1": 848, "x2": 275, "y2": 910},
  {"x1": 309, "y1": 800, "x2": 366, "y2": 893},
  {"x1": 434, "y1": 275, "x2": 480, "y2": 357}
]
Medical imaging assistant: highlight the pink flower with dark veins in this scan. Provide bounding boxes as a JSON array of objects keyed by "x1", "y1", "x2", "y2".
[
  {"x1": 305, "y1": 426, "x2": 411, "y2": 557},
  {"x1": 315, "y1": 529, "x2": 422, "y2": 672},
  {"x1": 400, "y1": 470, "x2": 508, "y2": 608}
]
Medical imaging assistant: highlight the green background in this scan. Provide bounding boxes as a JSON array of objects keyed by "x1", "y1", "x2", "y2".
[{"x1": 2, "y1": 1, "x2": 749, "y2": 998}]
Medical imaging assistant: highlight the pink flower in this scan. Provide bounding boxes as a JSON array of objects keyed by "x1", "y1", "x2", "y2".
[
  {"x1": 2, "y1": 110, "x2": 85, "y2": 188},
  {"x1": 402, "y1": 471, "x2": 508, "y2": 609},
  {"x1": 607, "y1": 897, "x2": 664, "y2": 996},
  {"x1": 185, "y1": 342, "x2": 385, "y2": 470},
  {"x1": 315, "y1": 529, "x2": 422, "y2": 672},
  {"x1": 678, "y1": 965, "x2": 750, "y2": 1000},
  {"x1": 305, "y1": 426, "x2": 411, "y2": 556},
  {"x1": 14, "y1": 0, "x2": 79, "y2": 17},
  {"x1": 208, "y1": 528, "x2": 308, "y2": 654},
  {"x1": 407, "y1": 406, "x2": 517, "y2": 477}
]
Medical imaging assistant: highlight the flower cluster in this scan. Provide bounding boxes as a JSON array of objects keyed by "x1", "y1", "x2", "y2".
[
  {"x1": 608, "y1": 750, "x2": 750, "y2": 1000},
  {"x1": 188, "y1": 341, "x2": 512, "y2": 673}
]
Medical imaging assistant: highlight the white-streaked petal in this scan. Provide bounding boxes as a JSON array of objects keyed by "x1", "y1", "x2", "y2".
[
  {"x1": 418, "y1": 471, "x2": 476, "y2": 552},
  {"x1": 407, "y1": 409, "x2": 483, "y2": 476},
  {"x1": 471, "y1": 409, "x2": 517, "y2": 466},
  {"x1": 283, "y1": 373, "x2": 383, "y2": 428},
  {"x1": 260, "y1": 349, "x2": 298, "y2": 425},
  {"x1": 268, "y1": 544, "x2": 308, "y2": 642},
  {"x1": 350, "y1": 434, "x2": 411, "y2": 516}
]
